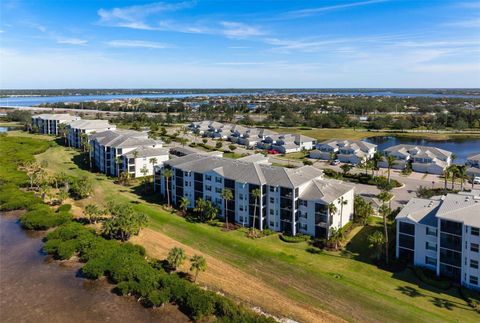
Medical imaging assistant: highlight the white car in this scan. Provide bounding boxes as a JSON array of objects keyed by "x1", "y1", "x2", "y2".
[{"x1": 474, "y1": 177, "x2": 480, "y2": 185}]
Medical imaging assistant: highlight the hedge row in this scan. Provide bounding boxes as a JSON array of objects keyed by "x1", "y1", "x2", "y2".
[
  {"x1": 45, "y1": 223, "x2": 274, "y2": 322},
  {"x1": 280, "y1": 234, "x2": 310, "y2": 243}
]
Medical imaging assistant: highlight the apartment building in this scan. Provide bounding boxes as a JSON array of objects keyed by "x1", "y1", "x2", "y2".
[
  {"x1": 154, "y1": 153, "x2": 354, "y2": 238},
  {"x1": 89, "y1": 129, "x2": 164, "y2": 177},
  {"x1": 67, "y1": 119, "x2": 116, "y2": 148},
  {"x1": 311, "y1": 139, "x2": 377, "y2": 164},
  {"x1": 396, "y1": 190, "x2": 480, "y2": 290},
  {"x1": 261, "y1": 134, "x2": 316, "y2": 153},
  {"x1": 31, "y1": 114, "x2": 80, "y2": 135},
  {"x1": 380, "y1": 144, "x2": 452, "y2": 174}
]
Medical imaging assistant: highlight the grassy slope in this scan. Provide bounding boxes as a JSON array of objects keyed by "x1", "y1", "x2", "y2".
[{"x1": 24, "y1": 135, "x2": 478, "y2": 322}]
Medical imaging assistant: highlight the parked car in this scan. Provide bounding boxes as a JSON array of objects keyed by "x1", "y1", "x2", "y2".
[
  {"x1": 330, "y1": 159, "x2": 340, "y2": 165},
  {"x1": 268, "y1": 149, "x2": 280, "y2": 155},
  {"x1": 474, "y1": 177, "x2": 480, "y2": 185}
]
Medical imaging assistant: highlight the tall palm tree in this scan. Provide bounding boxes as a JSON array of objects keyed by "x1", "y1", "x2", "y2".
[
  {"x1": 190, "y1": 255, "x2": 207, "y2": 283},
  {"x1": 80, "y1": 133, "x2": 89, "y2": 152},
  {"x1": 140, "y1": 166, "x2": 149, "y2": 192},
  {"x1": 251, "y1": 188, "x2": 261, "y2": 232},
  {"x1": 179, "y1": 196, "x2": 190, "y2": 216},
  {"x1": 58, "y1": 123, "x2": 68, "y2": 145},
  {"x1": 368, "y1": 231, "x2": 385, "y2": 261},
  {"x1": 328, "y1": 227, "x2": 344, "y2": 250},
  {"x1": 456, "y1": 165, "x2": 467, "y2": 191},
  {"x1": 163, "y1": 168, "x2": 173, "y2": 207},
  {"x1": 443, "y1": 168, "x2": 449, "y2": 189},
  {"x1": 221, "y1": 188, "x2": 233, "y2": 228},
  {"x1": 115, "y1": 156, "x2": 123, "y2": 177},
  {"x1": 339, "y1": 196, "x2": 348, "y2": 225},
  {"x1": 149, "y1": 157, "x2": 158, "y2": 189},
  {"x1": 328, "y1": 202, "x2": 337, "y2": 223},
  {"x1": 378, "y1": 203, "x2": 391, "y2": 265},
  {"x1": 448, "y1": 164, "x2": 459, "y2": 190},
  {"x1": 372, "y1": 152, "x2": 383, "y2": 177},
  {"x1": 386, "y1": 155, "x2": 397, "y2": 183}
]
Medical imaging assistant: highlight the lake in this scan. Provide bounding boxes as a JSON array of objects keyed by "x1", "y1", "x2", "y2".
[
  {"x1": 1, "y1": 90, "x2": 479, "y2": 107},
  {"x1": 0, "y1": 213, "x2": 189, "y2": 323},
  {"x1": 364, "y1": 136, "x2": 480, "y2": 164}
]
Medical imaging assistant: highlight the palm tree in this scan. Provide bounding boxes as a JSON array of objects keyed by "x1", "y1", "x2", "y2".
[
  {"x1": 115, "y1": 156, "x2": 123, "y2": 177},
  {"x1": 372, "y1": 152, "x2": 383, "y2": 177},
  {"x1": 443, "y1": 168, "x2": 449, "y2": 189},
  {"x1": 448, "y1": 164, "x2": 459, "y2": 190},
  {"x1": 368, "y1": 231, "x2": 385, "y2": 261},
  {"x1": 340, "y1": 164, "x2": 353, "y2": 176},
  {"x1": 190, "y1": 255, "x2": 207, "y2": 283},
  {"x1": 221, "y1": 188, "x2": 233, "y2": 229},
  {"x1": 378, "y1": 203, "x2": 391, "y2": 265},
  {"x1": 58, "y1": 123, "x2": 68, "y2": 145},
  {"x1": 367, "y1": 159, "x2": 375, "y2": 177},
  {"x1": 339, "y1": 196, "x2": 348, "y2": 225},
  {"x1": 328, "y1": 227, "x2": 344, "y2": 250},
  {"x1": 167, "y1": 247, "x2": 186, "y2": 273},
  {"x1": 329, "y1": 151, "x2": 336, "y2": 163},
  {"x1": 251, "y1": 188, "x2": 261, "y2": 232},
  {"x1": 386, "y1": 155, "x2": 397, "y2": 183},
  {"x1": 328, "y1": 202, "x2": 337, "y2": 224},
  {"x1": 140, "y1": 166, "x2": 149, "y2": 192},
  {"x1": 80, "y1": 133, "x2": 89, "y2": 152},
  {"x1": 456, "y1": 165, "x2": 467, "y2": 191},
  {"x1": 163, "y1": 168, "x2": 173, "y2": 207},
  {"x1": 179, "y1": 196, "x2": 190, "y2": 216}
]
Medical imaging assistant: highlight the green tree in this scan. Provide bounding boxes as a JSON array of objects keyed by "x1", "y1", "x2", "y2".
[
  {"x1": 215, "y1": 141, "x2": 223, "y2": 149},
  {"x1": 368, "y1": 231, "x2": 385, "y2": 261},
  {"x1": 372, "y1": 152, "x2": 383, "y2": 177},
  {"x1": 57, "y1": 189, "x2": 69, "y2": 204},
  {"x1": 228, "y1": 144, "x2": 237, "y2": 151},
  {"x1": 328, "y1": 227, "x2": 344, "y2": 250},
  {"x1": 378, "y1": 204, "x2": 391, "y2": 265},
  {"x1": 84, "y1": 203, "x2": 103, "y2": 224},
  {"x1": 221, "y1": 188, "x2": 233, "y2": 228},
  {"x1": 251, "y1": 188, "x2": 261, "y2": 232},
  {"x1": 102, "y1": 201, "x2": 148, "y2": 241},
  {"x1": 328, "y1": 202, "x2": 337, "y2": 218},
  {"x1": 167, "y1": 247, "x2": 186, "y2": 273},
  {"x1": 340, "y1": 164, "x2": 353, "y2": 176},
  {"x1": 163, "y1": 168, "x2": 173, "y2": 207},
  {"x1": 58, "y1": 123, "x2": 68, "y2": 145},
  {"x1": 190, "y1": 255, "x2": 207, "y2": 283},
  {"x1": 457, "y1": 165, "x2": 467, "y2": 191},
  {"x1": 448, "y1": 164, "x2": 459, "y2": 190},
  {"x1": 353, "y1": 195, "x2": 373, "y2": 225},
  {"x1": 115, "y1": 156, "x2": 123, "y2": 177},
  {"x1": 140, "y1": 166, "x2": 149, "y2": 192},
  {"x1": 180, "y1": 138, "x2": 188, "y2": 146},
  {"x1": 339, "y1": 196, "x2": 348, "y2": 226},
  {"x1": 385, "y1": 155, "x2": 397, "y2": 183},
  {"x1": 179, "y1": 196, "x2": 190, "y2": 216}
]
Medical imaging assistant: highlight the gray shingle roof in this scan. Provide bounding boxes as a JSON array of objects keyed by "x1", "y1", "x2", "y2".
[
  {"x1": 435, "y1": 193, "x2": 480, "y2": 227},
  {"x1": 319, "y1": 139, "x2": 376, "y2": 152},
  {"x1": 468, "y1": 153, "x2": 480, "y2": 162},
  {"x1": 33, "y1": 113, "x2": 79, "y2": 121},
  {"x1": 395, "y1": 197, "x2": 442, "y2": 227},
  {"x1": 125, "y1": 147, "x2": 168, "y2": 158},
  {"x1": 384, "y1": 144, "x2": 452, "y2": 159},
  {"x1": 68, "y1": 119, "x2": 114, "y2": 130},
  {"x1": 299, "y1": 178, "x2": 353, "y2": 203},
  {"x1": 90, "y1": 129, "x2": 162, "y2": 148}
]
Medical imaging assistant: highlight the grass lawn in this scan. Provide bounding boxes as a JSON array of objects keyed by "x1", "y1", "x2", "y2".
[
  {"x1": 222, "y1": 151, "x2": 244, "y2": 159},
  {"x1": 0, "y1": 121, "x2": 23, "y2": 127},
  {"x1": 14, "y1": 132, "x2": 477, "y2": 322}
]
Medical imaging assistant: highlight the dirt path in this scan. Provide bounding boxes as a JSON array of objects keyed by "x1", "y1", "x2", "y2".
[{"x1": 131, "y1": 228, "x2": 343, "y2": 323}]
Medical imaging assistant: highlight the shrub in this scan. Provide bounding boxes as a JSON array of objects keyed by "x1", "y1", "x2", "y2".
[
  {"x1": 57, "y1": 204, "x2": 72, "y2": 212},
  {"x1": 182, "y1": 288, "x2": 216, "y2": 320},
  {"x1": 280, "y1": 234, "x2": 310, "y2": 243},
  {"x1": 306, "y1": 247, "x2": 323, "y2": 254},
  {"x1": 413, "y1": 267, "x2": 451, "y2": 290},
  {"x1": 303, "y1": 160, "x2": 313, "y2": 165},
  {"x1": 146, "y1": 289, "x2": 171, "y2": 307},
  {"x1": 0, "y1": 184, "x2": 42, "y2": 211},
  {"x1": 20, "y1": 204, "x2": 71, "y2": 230}
]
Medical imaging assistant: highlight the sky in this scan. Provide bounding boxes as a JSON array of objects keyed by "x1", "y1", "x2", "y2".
[{"x1": 0, "y1": 0, "x2": 479, "y2": 89}]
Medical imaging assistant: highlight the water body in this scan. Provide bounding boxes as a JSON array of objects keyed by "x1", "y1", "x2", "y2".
[
  {"x1": 1, "y1": 90, "x2": 479, "y2": 107},
  {"x1": 0, "y1": 126, "x2": 11, "y2": 133},
  {"x1": 364, "y1": 136, "x2": 480, "y2": 164},
  {"x1": 0, "y1": 214, "x2": 190, "y2": 323}
]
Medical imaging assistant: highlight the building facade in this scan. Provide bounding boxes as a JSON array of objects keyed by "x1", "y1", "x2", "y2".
[
  {"x1": 31, "y1": 114, "x2": 80, "y2": 135},
  {"x1": 154, "y1": 153, "x2": 354, "y2": 238},
  {"x1": 89, "y1": 129, "x2": 164, "y2": 177},
  {"x1": 66, "y1": 119, "x2": 116, "y2": 148},
  {"x1": 311, "y1": 139, "x2": 377, "y2": 164},
  {"x1": 396, "y1": 191, "x2": 480, "y2": 290}
]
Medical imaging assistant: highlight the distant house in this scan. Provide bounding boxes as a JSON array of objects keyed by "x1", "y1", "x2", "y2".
[
  {"x1": 311, "y1": 139, "x2": 377, "y2": 164},
  {"x1": 467, "y1": 153, "x2": 480, "y2": 179},
  {"x1": 379, "y1": 145, "x2": 452, "y2": 175},
  {"x1": 31, "y1": 114, "x2": 80, "y2": 135},
  {"x1": 262, "y1": 134, "x2": 316, "y2": 153},
  {"x1": 67, "y1": 119, "x2": 116, "y2": 148}
]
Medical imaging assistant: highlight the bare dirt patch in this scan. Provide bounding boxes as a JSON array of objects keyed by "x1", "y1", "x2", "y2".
[{"x1": 131, "y1": 228, "x2": 343, "y2": 323}]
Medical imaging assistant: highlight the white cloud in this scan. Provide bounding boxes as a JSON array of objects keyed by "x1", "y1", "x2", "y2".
[
  {"x1": 280, "y1": 0, "x2": 387, "y2": 19},
  {"x1": 97, "y1": 1, "x2": 194, "y2": 29},
  {"x1": 445, "y1": 18, "x2": 480, "y2": 28},
  {"x1": 221, "y1": 21, "x2": 264, "y2": 39},
  {"x1": 57, "y1": 38, "x2": 88, "y2": 45},
  {"x1": 105, "y1": 40, "x2": 170, "y2": 49}
]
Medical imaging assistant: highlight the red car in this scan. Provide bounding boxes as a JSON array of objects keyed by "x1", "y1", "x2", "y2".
[{"x1": 267, "y1": 149, "x2": 280, "y2": 155}]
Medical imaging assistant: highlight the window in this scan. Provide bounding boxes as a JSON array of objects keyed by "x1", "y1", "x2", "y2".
[
  {"x1": 472, "y1": 227, "x2": 480, "y2": 236},
  {"x1": 425, "y1": 256, "x2": 437, "y2": 266},
  {"x1": 269, "y1": 186, "x2": 276, "y2": 192},
  {"x1": 471, "y1": 259, "x2": 479, "y2": 269},
  {"x1": 205, "y1": 175, "x2": 211, "y2": 181},
  {"x1": 215, "y1": 187, "x2": 222, "y2": 194},
  {"x1": 471, "y1": 243, "x2": 479, "y2": 253},
  {"x1": 215, "y1": 198, "x2": 222, "y2": 205},
  {"x1": 239, "y1": 206, "x2": 244, "y2": 212},
  {"x1": 300, "y1": 200, "x2": 308, "y2": 207},
  {"x1": 426, "y1": 242, "x2": 437, "y2": 251},
  {"x1": 269, "y1": 221, "x2": 274, "y2": 227},
  {"x1": 399, "y1": 222, "x2": 415, "y2": 236},
  {"x1": 206, "y1": 185, "x2": 212, "y2": 192},
  {"x1": 269, "y1": 209, "x2": 274, "y2": 215},
  {"x1": 470, "y1": 276, "x2": 478, "y2": 285},
  {"x1": 215, "y1": 177, "x2": 223, "y2": 183},
  {"x1": 205, "y1": 195, "x2": 211, "y2": 201},
  {"x1": 270, "y1": 197, "x2": 275, "y2": 204},
  {"x1": 426, "y1": 227, "x2": 437, "y2": 236}
]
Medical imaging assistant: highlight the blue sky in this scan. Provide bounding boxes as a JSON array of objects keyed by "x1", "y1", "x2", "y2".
[{"x1": 0, "y1": 0, "x2": 479, "y2": 88}]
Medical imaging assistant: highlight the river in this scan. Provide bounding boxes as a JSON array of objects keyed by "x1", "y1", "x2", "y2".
[
  {"x1": 1, "y1": 90, "x2": 479, "y2": 107},
  {"x1": 364, "y1": 136, "x2": 480, "y2": 164},
  {"x1": 0, "y1": 213, "x2": 190, "y2": 323}
]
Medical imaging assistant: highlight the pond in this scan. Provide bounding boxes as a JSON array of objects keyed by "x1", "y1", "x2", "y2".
[
  {"x1": 0, "y1": 213, "x2": 190, "y2": 322},
  {"x1": 363, "y1": 136, "x2": 480, "y2": 164}
]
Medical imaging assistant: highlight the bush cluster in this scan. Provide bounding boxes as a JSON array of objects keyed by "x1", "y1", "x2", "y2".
[
  {"x1": 44, "y1": 223, "x2": 274, "y2": 322},
  {"x1": 0, "y1": 184, "x2": 43, "y2": 211},
  {"x1": 19, "y1": 204, "x2": 72, "y2": 230},
  {"x1": 323, "y1": 169, "x2": 401, "y2": 189},
  {"x1": 280, "y1": 234, "x2": 310, "y2": 243}
]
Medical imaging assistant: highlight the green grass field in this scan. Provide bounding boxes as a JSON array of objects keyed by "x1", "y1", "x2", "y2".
[{"x1": 5, "y1": 132, "x2": 476, "y2": 322}]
